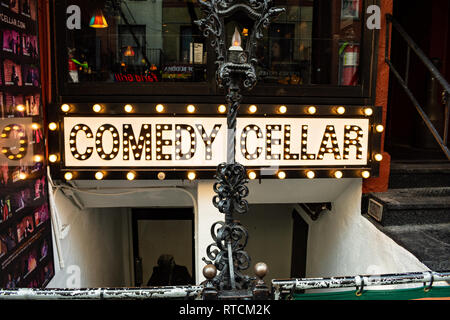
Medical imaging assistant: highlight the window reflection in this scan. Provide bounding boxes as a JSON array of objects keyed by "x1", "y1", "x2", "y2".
[{"x1": 63, "y1": 0, "x2": 363, "y2": 87}]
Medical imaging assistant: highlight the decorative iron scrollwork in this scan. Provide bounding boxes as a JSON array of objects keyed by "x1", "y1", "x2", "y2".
[
  {"x1": 203, "y1": 221, "x2": 253, "y2": 290},
  {"x1": 213, "y1": 163, "x2": 249, "y2": 216},
  {"x1": 196, "y1": 0, "x2": 285, "y2": 292}
]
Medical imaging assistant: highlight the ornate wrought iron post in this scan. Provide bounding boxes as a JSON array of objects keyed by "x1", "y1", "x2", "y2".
[{"x1": 195, "y1": 0, "x2": 285, "y2": 293}]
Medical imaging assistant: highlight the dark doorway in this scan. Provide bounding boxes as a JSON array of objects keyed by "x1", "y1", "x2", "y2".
[
  {"x1": 290, "y1": 209, "x2": 308, "y2": 279},
  {"x1": 386, "y1": 0, "x2": 450, "y2": 161},
  {"x1": 132, "y1": 208, "x2": 195, "y2": 287}
]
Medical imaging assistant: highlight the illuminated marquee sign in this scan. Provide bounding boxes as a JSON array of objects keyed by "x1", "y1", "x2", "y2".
[
  {"x1": 63, "y1": 117, "x2": 370, "y2": 168},
  {"x1": 48, "y1": 104, "x2": 383, "y2": 180}
]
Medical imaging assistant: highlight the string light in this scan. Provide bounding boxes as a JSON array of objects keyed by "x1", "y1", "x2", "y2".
[
  {"x1": 249, "y1": 105, "x2": 257, "y2": 113},
  {"x1": 127, "y1": 171, "x2": 136, "y2": 181},
  {"x1": 157, "y1": 172, "x2": 166, "y2": 180},
  {"x1": 336, "y1": 106, "x2": 346, "y2": 115},
  {"x1": 49, "y1": 154, "x2": 58, "y2": 163},
  {"x1": 334, "y1": 171, "x2": 343, "y2": 179},
  {"x1": 64, "y1": 172, "x2": 73, "y2": 181},
  {"x1": 48, "y1": 122, "x2": 58, "y2": 131},
  {"x1": 124, "y1": 104, "x2": 134, "y2": 113},
  {"x1": 218, "y1": 105, "x2": 227, "y2": 113},
  {"x1": 93, "y1": 104, "x2": 102, "y2": 113},
  {"x1": 16, "y1": 105, "x2": 25, "y2": 112},
  {"x1": 279, "y1": 105, "x2": 287, "y2": 114},
  {"x1": 31, "y1": 123, "x2": 40, "y2": 130},
  {"x1": 277, "y1": 171, "x2": 286, "y2": 180},
  {"x1": 364, "y1": 108, "x2": 373, "y2": 116},
  {"x1": 248, "y1": 171, "x2": 257, "y2": 180},
  {"x1": 374, "y1": 153, "x2": 383, "y2": 162},
  {"x1": 362, "y1": 171, "x2": 371, "y2": 179},
  {"x1": 307, "y1": 106, "x2": 317, "y2": 114},
  {"x1": 61, "y1": 104, "x2": 70, "y2": 112},
  {"x1": 95, "y1": 171, "x2": 104, "y2": 180},
  {"x1": 376, "y1": 125, "x2": 385, "y2": 133},
  {"x1": 156, "y1": 104, "x2": 165, "y2": 113},
  {"x1": 33, "y1": 155, "x2": 43, "y2": 162},
  {"x1": 187, "y1": 172, "x2": 197, "y2": 181},
  {"x1": 306, "y1": 171, "x2": 315, "y2": 179},
  {"x1": 19, "y1": 172, "x2": 27, "y2": 180},
  {"x1": 187, "y1": 105, "x2": 196, "y2": 113}
]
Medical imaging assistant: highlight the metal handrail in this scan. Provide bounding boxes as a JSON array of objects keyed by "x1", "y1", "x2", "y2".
[
  {"x1": 272, "y1": 270, "x2": 450, "y2": 300},
  {"x1": 0, "y1": 271, "x2": 449, "y2": 300},
  {"x1": 385, "y1": 14, "x2": 450, "y2": 160},
  {"x1": 0, "y1": 285, "x2": 203, "y2": 300}
]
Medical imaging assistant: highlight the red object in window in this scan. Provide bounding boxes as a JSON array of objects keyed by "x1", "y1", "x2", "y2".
[
  {"x1": 68, "y1": 59, "x2": 77, "y2": 72},
  {"x1": 340, "y1": 43, "x2": 360, "y2": 86}
]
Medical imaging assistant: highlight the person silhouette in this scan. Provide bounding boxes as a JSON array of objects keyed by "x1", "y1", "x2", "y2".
[{"x1": 147, "y1": 254, "x2": 193, "y2": 286}]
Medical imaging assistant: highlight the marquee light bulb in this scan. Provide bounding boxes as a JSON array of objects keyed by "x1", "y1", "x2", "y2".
[
  {"x1": 64, "y1": 172, "x2": 73, "y2": 181},
  {"x1": 157, "y1": 172, "x2": 166, "y2": 180},
  {"x1": 48, "y1": 154, "x2": 58, "y2": 163},
  {"x1": 374, "y1": 153, "x2": 383, "y2": 162},
  {"x1": 249, "y1": 105, "x2": 257, "y2": 114},
  {"x1": 308, "y1": 106, "x2": 317, "y2": 114},
  {"x1": 248, "y1": 171, "x2": 257, "y2": 180},
  {"x1": 33, "y1": 155, "x2": 43, "y2": 162},
  {"x1": 334, "y1": 171, "x2": 343, "y2": 179},
  {"x1": 187, "y1": 172, "x2": 197, "y2": 181},
  {"x1": 279, "y1": 105, "x2": 287, "y2": 114},
  {"x1": 376, "y1": 125, "x2": 385, "y2": 133},
  {"x1": 95, "y1": 171, "x2": 104, "y2": 180},
  {"x1": 364, "y1": 108, "x2": 373, "y2": 116},
  {"x1": 93, "y1": 104, "x2": 102, "y2": 113},
  {"x1": 48, "y1": 122, "x2": 58, "y2": 131},
  {"x1": 337, "y1": 106, "x2": 346, "y2": 115},
  {"x1": 61, "y1": 104, "x2": 71, "y2": 112},
  {"x1": 31, "y1": 123, "x2": 40, "y2": 130},
  {"x1": 277, "y1": 171, "x2": 286, "y2": 180},
  {"x1": 127, "y1": 171, "x2": 136, "y2": 181},
  {"x1": 306, "y1": 171, "x2": 315, "y2": 179},
  {"x1": 16, "y1": 105, "x2": 25, "y2": 112},
  {"x1": 124, "y1": 104, "x2": 134, "y2": 113},
  {"x1": 362, "y1": 171, "x2": 371, "y2": 179},
  {"x1": 218, "y1": 105, "x2": 227, "y2": 113},
  {"x1": 19, "y1": 172, "x2": 27, "y2": 180},
  {"x1": 156, "y1": 104, "x2": 165, "y2": 113},
  {"x1": 187, "y1": 105, "x2": 196, "y2": 113}
]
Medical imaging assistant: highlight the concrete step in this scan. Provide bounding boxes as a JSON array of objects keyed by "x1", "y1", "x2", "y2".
[
  {"x1": 389, "y1": 161, "x2": 450, "y2": 189},
  {"x1": 363, "y1": 187, "x2": 450, "y2": 227}
]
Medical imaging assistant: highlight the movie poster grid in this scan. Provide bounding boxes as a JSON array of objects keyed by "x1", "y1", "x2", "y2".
[{"x1": 0, "y1": 0, "x2": 54, "y2": 289}]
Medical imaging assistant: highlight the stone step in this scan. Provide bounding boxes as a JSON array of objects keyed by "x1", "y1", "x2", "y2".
[
  {"x1": 363, "y1": 187, "x2": 450, "y2": 227},
  {"x1": 389, "y1": 161, "x2": 450, "y2": 189}
]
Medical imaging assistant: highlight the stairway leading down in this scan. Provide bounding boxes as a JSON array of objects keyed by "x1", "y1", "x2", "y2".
[{"x1": 362, "y1": 161, "x2": 450, "y2": 271}]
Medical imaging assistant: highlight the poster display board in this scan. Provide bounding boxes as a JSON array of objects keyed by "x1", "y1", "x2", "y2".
[{"x1": 0, "y1": 0, "x2": 54, "y2": 288}]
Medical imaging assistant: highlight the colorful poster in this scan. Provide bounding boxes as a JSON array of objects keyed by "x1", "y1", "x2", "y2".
[
  {"x1": 3, "y1": 59, "x2": 23, "y2": 86},
  {"x1": 0, "y1": 0, "x2": 55, "y2": 289},
  {"x1": 2, "y1": 29, "x2": 21, "y2": 54}
]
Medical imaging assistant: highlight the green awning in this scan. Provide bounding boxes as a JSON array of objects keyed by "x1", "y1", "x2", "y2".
[{"x1": 293, "y1": 286, "x2": 450, "y2": 300}]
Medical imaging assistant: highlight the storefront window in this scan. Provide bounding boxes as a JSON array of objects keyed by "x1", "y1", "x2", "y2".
[
  {"x1": 60, "y1": 0, "x2": 366, "y2": 90},
  {"x1": 65, "y1": 0, "x2": 206, "y2": 84}
]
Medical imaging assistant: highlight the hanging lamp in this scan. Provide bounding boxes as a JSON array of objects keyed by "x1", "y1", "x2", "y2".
[{"x1": 89, "y1": 9, "x2": 108, "y2": 28}]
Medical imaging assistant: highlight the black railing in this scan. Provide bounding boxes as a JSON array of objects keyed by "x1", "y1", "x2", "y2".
[{"x1": 385, "y1": 14, "x2": 450, "y2": 160}]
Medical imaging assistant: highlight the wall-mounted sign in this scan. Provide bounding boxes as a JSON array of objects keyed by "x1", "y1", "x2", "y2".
[{"x1": 63, "y1": 117, "x2": 370, "y2": 168}]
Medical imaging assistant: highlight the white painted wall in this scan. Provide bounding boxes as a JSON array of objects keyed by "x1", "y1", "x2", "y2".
[
  {"x1": 297, "y1": 179, "x2": 432, "y2": 290},
  {"x1": 47, "y1": 187, "x2": 132, "y2": 288}
]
